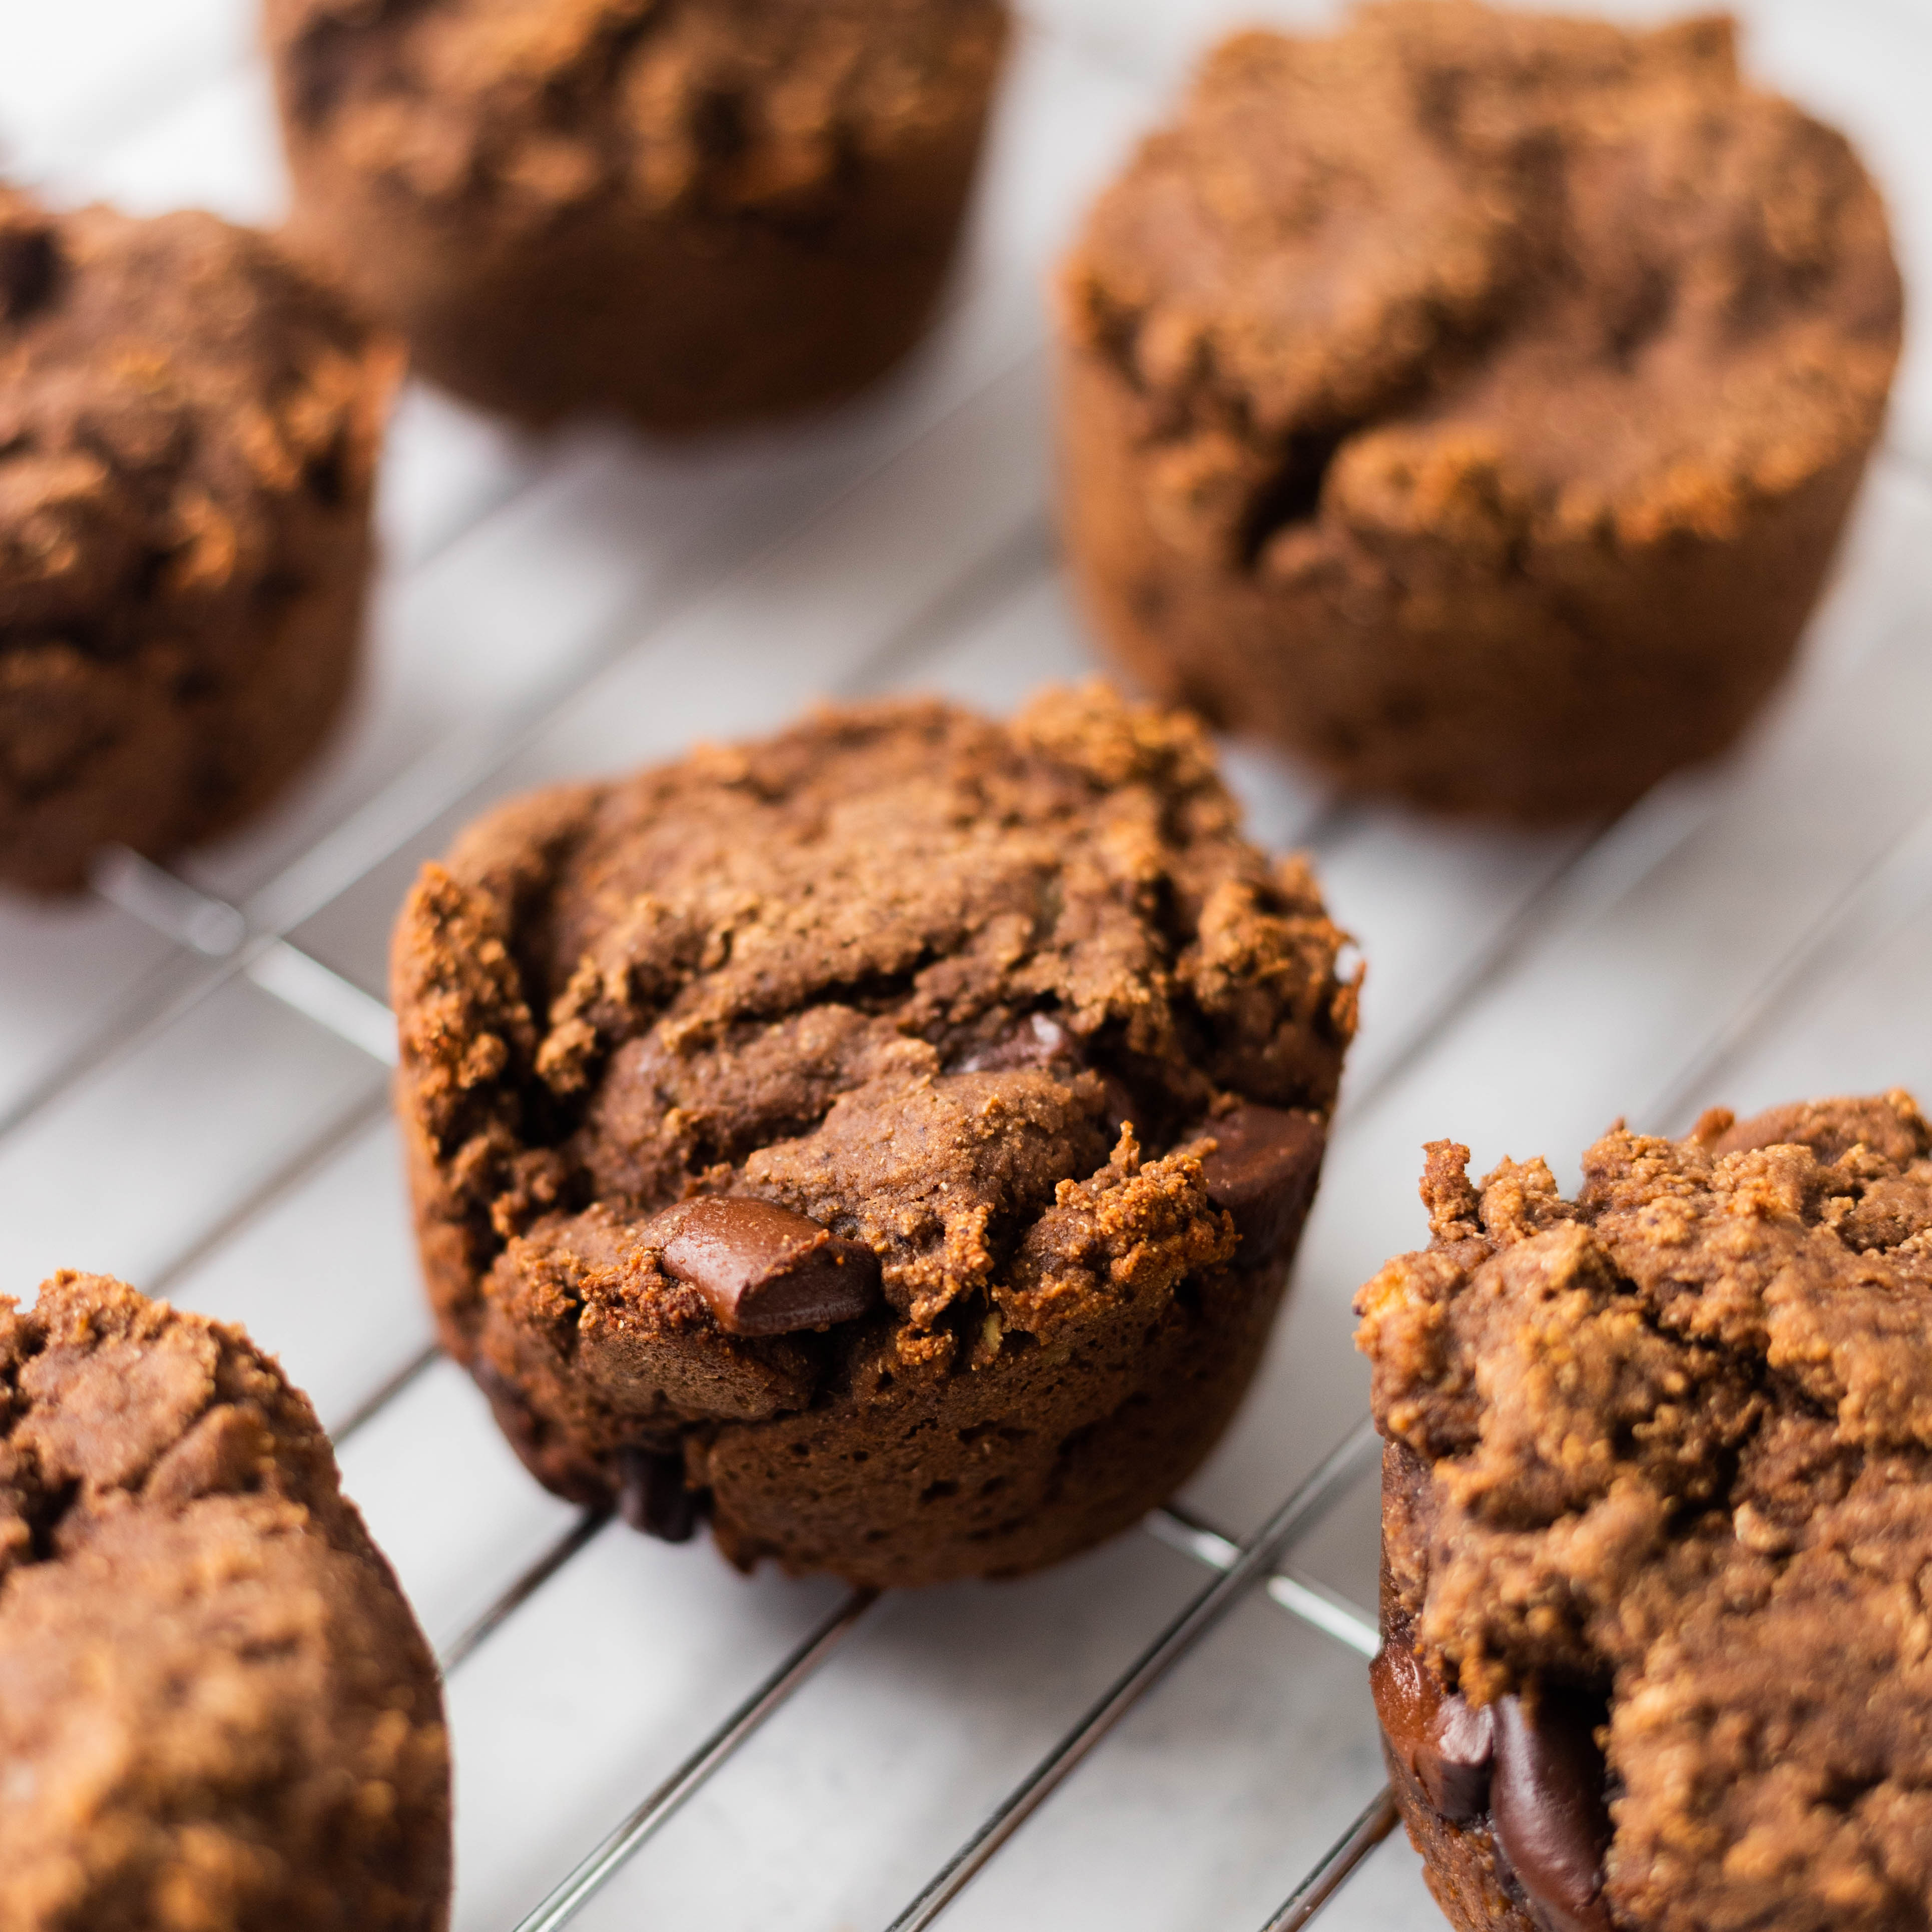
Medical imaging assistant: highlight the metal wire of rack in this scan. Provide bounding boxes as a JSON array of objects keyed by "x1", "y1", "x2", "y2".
[{"x1": 4, "y1": 1, "x2": 1932, "y2": 1927}]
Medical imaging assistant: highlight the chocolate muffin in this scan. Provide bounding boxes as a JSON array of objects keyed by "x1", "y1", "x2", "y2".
[
  {"x1": 0, "y1": 188, "x2": 393, "y2": 895},
  {"x1": 1058, "y1": 3, "x2": 1903, "y2": 820},
  {"x1": 1356, "y1": 1091, "x2": 1932, "y2": 1932},
  {"x1": 266, "y1": 0, "x2": 1010, "y2": 432},
  {"x1": 392, "y1": 686, "x2": 1358, "y2": 1588},
  {"x1": 0, "y1": 1271, "x2": 449, "y2": 1930}
]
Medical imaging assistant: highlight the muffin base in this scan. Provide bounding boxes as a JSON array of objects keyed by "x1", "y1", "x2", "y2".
[
  {"x1": 703, "y1": 1242, "x2": 1297, "y2": 1588},
  {"x1": 458, "y1": 1216, "x2": 1309, "y2": 1592},
  {"x1": 1058, "y1": 342, "x2": 1875, "y2": 822}
]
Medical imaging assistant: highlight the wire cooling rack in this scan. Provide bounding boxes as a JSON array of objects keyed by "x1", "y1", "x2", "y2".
[{"x1": 4, "y1": 2, "x2": 1932, "y2": 1926}]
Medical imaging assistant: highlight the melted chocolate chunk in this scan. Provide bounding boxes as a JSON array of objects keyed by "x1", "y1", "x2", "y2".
[
  {"x1": 616, "y1": 1446, "x2": 703, "y2": 1543},
  {"x1": 1370, "y1": 1634, "x2": 1495, "y2": 1821},
  {"x1": 1491, "y1": 1691, "x2": 1614, "y2": 1932},
  {"x1": 658, "y1": 1197, "x2": 881, "y2": 1337},
  {"x1": 1196, "y1": 1104, "x2": 1326, "y2": 1260},
  {"x1": 955, "y1": 1013, "x2": 1076, "y2": 1073},
  {"x1": 953, "y1": 1013, "x2": 1136, "y2": 1135},
  {"x1": 1368, "y1": 1629, "x2": 1430, "y2": 1745}
]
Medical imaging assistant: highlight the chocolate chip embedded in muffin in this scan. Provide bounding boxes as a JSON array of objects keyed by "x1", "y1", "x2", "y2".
[
  {"x1": 0, "y1": 1271, "x2": 450, "y2": 1931},
  {"x1": 0, "y1": 185, "x2": 395, "y2": 894},
  {"x1": 391, "y1": 685, "x2": 1359, "y2": 1589},
  {"x1": 1058, "y1": 3, "x2": 1902, "y2": 821},
  {"x1": 1356, "y1": 1091, "x2": 1932, "y2": 1932},
  {"x1": 655, "y1": 1196, "x2": 883, "y2": 1335},
  {"x1": 265, "y1": 0, "x2": 1010, "y2": 431}
]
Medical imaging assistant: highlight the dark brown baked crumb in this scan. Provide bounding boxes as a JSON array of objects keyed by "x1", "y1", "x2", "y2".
[
  {"x1": 1358, "y1": 1091, "x2": 1932, "y2": 1932},
  {"x1": 267, "y1": 0, "x2": 1009, "y2": 429},
  {"x1": 1058, "y1": 2, "x2": 1902, "y2": 819},
  {"x1": 392, "y1": 685, "x2": 1359, "y2": 1587},
  {"x1": 0, "y1": 1271, "x2": 449, "y2": 1931},
  {"x1": 0, "y1": 185, "x2": 394, "y2": 893}
]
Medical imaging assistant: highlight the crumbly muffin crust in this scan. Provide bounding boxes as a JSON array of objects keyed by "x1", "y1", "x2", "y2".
[
  {"x1": 1058, "y1": 1, "x2": 1901, "y2": 819},
  {"x1": 268, "y1": 0, "x2": 1009, "y2": 428},
  {"x1": 393, "y1": 686, "x2": 1358, "y2": 1586},
  {"x1": 0, "y1": 1272, "x2": 449, "y2": 1932},
  {"x1": 1358, "y1": 1091, "x2": 1932, "y2": 1931},
  {"x1": 0, "y1": 188, "x2": 393, "y2": 892}
]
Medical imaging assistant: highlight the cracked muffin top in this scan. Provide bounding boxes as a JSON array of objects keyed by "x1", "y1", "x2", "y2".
[
  {"x1": 0, "y1": 185, "x2": 388, "y2": 660},
  {"x1": 0, "y1": 1272, "x2": 449, "y2": 1931},
  {"x1": 395, "y1": 685, "x2": 1358, "y2": 1365},
  {"x1": 1358, "y1": 1091, "x2": 1932, "y2": 1932},
  {"x1": 1060, "y1": 1, "x2": 1900, "y2": 572},
  {"x1": 268, "y1": 0, "x2": 1008, "y2": 227}
]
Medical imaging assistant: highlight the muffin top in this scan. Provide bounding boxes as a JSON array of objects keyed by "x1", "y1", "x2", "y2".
[
  {"x1": 1062, "y1": 1, "x2": 1901, "y2": 571},
  {"x1": 396, "y1": 685, "x2": 1357, "y2": 1363},
  {"x1": 0, "y1": 188, "x2": 388, "y2": 660},
  {"x1": 0, "y1": 1272, "x2": 448, "y2": 1931},
  {"x1": 268, "y1": 0, "x2": 1008, "y2": 226},
  {"x1": 1359, "y1": 1091, "x2": 1932, "y2": 1932}
]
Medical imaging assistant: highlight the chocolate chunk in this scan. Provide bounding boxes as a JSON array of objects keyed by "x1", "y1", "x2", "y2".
[
  {"x1": 955, "y1": 1013, "x2": 1076, "y2": 1073},
  {"x1": 1370, "y1": 1635, "x2": 1441, "y2": 1788},
  {"x1": 616, "y1": 1446, "x2": 703, "y2": 1544},
  {"x1": 1196, "y1": 1105, "x2": 1327, "y2": 1260},
  {"x1": 659, "y1": 1197, "x2": 881, "y2": 1337},
  {"x1": 1491, "y1": 1690, "x2": 1614, "y2": 1932},
  {"x1": 954, "y1": 1013, "x2": 1141, "y2": 1136},
  {"x1": 1370, "y1": 1634, "x2": 1495, "y2": 1822},
  {"x1": 0, "y1": 210, "x2": 59, "y2": 323},
  {"x1": 1427, "y1": 1695, "x2": 1497, "y2": 1822}
]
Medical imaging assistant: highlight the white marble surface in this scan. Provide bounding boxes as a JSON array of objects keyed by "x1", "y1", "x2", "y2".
[{"x1": 1, "y1": 4, "x2": 1929, "y2": 1929}]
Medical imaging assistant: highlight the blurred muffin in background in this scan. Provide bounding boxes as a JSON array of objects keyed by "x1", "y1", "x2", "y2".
[
  {"x1": 267, "y1": 0, "x2": 1010, "y2": 432},
  {"x1": 0, "y1": 186, "x2": 393, "y2": 893},
  {"x1": 1057, "y1": 3, "x2": 1902, "y2": 820}
]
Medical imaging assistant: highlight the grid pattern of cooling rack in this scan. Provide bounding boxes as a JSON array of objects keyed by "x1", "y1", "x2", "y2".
[{"x1": 4, "y1": 2, "x2": 1931, "y2": 1927}]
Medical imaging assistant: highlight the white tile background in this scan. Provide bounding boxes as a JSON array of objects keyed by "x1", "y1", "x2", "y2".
[{"x1": 1, "y1": 3, "x2": 1929, "y2": 1928}]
